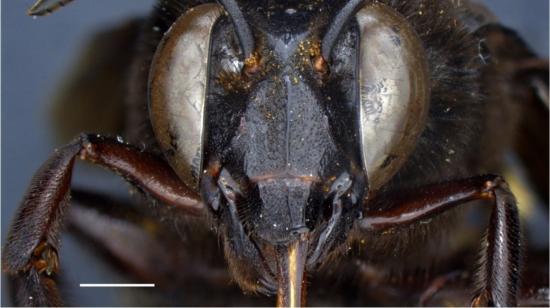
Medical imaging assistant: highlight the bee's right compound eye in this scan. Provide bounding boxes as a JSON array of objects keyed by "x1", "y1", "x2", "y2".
[{"x1": 148, "y1": 3, "x2": 225, "y2": 191}]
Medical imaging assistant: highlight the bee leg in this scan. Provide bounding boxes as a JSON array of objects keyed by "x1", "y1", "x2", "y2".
[
  {"x1": 66, "y1": 189, "x2": 184, "y2": 284},
  {"x1": 513, "y1": 61, "x2": 549, "y2": 203},
  {"x1": 66, "y1": 189, "x2": 231, "y2": 287},
  {"x1": 2, "y1": 133, "x2": 202, "y2": 306},
  {"x1": 476, "y1": 24, "x2": 549, "y2": 202},
  {"x1": 359, "y1": 175, "x2": 521, "y2": 307},
  {"x1": 352, "y1": 256, "x2": 471, "y2": 306},
  {"x1": 7, "y1": 266, "x2": 62, "y2": 307},
  {"x1": 27, "y1": 0, "x2": 75, "y2": 16},
  {"x1": 418, "y1": 270, "x2": 466, "y2": 306},
  {"x1": 352, "y1": 260, "x2": 418, "y2": 305}
]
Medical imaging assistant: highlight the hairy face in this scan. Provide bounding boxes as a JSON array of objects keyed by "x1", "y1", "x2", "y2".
[{"x1": 149, "y1": 0, "x2": 429, "y2": 297}]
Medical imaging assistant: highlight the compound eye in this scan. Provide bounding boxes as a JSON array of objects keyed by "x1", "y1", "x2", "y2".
[
  {"x1": 356, "y1": 3, "x2": 430, "y2": 191},
  {"x1": 149, "y1": 3, "x2": 224, "y2": 190}
]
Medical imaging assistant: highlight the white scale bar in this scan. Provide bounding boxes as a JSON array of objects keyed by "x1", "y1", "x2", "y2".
[{"x1": 80, "y1": 283, "x2": 155, "y2": 288}]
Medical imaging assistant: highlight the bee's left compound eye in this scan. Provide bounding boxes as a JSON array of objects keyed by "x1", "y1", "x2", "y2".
[
  {"x1": 321, "y1": 2, "x2": 430, "y2": 192},
  {"x1": 148, "y1": 3, "x2": 224, "y2": 191},
  {"x1": 355, "y1": 3, "x2": 430, "y2": 191}
]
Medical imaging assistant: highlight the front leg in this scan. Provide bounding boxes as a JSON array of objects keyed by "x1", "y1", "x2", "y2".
[
  {"x1": 2, "y1": 133, "x2": 203, "y2": 306},
  {"x1": 359, "y1": 175, "x2": 521, "y2": 306}
]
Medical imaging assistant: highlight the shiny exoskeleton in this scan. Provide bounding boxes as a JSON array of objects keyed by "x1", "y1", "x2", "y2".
[{"x1": 3, "y1": 0, "x2": 548, "y2": 306}]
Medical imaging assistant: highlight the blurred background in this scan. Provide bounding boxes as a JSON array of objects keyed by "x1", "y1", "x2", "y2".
[{"x1": 2, "y1": 0, "x2": 549, "y2": 306}]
